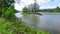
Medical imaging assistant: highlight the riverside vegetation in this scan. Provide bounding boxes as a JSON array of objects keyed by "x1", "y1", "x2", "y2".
[{"x1": 0, "y1": 0, "x2": 51, "y2": 34}]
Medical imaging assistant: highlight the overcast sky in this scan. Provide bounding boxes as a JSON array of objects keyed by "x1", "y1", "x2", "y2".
[{"x1": 14, "y1": 0, "x2": 60, "y2": 11}]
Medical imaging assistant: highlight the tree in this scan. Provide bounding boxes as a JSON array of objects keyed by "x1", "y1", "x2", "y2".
[
  {"x1": 22, "y1": 7, "x2": 29, "y2": 14},
  {"x1": 0, "y1": 0, "x2": 16, "y2": 21},
  {"x1": 0, "y1": 0, "x2": 14, "y2": 17},
  {"x1": 28, "y1": 2, "x2": 39, "y2": 13},
  {"x1": 54, "y1": 6, "x2": 60, "y2": 12},
  {"x1": 4, "y1": 6, "x2": 15, "y2": 19}
]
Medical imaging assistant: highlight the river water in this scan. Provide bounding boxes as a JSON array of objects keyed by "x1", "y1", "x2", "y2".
[
  {"x1": 22, "y1": 12, "x2": 60, "y2": 34},
  {"x1": 14, "y1": 0, "x2": 60, "y2": 34}
]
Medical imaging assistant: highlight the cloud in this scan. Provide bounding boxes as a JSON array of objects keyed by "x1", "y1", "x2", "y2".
[
  {"x1": 14, "y1": 0, "x2": 35, "y2": 11},
  {"x1": 37, "y1": 0, "x2": 49, "y2": 3},
  {"x1": 14, "y1": 3, "x2": 25, "y2": 11},
  {"x1": 37, "y1": 0, "x2": 50, "y2": 5},
  {"x1": 40, "y1": 6, "x2": 56, "y2": 9},
  {"x1": 20, "y1": 0, "x2": 35, "y2": 5},
  {"x1": 14, "y1": 0, "x2": 50, "y2": 11}
]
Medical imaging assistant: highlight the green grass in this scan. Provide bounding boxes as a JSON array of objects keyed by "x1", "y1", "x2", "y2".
[{"x1": 0, "y1": 18, "x2": 50, "y2": 34}]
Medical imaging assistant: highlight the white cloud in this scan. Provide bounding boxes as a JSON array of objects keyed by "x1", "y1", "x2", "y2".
[
  {"x1": 37, "y1": 0, "x2": 49, "y2": 3},
  {"x1": 14, "y1": 3, "x2": 25, "y2": 11},
  {"x1": 40, "y1": 6, "x2": 56, "y2": 9},
  {"x1": 14, "y1": 0, "x2": 50, "y2": 11},
  {"x1": 37, "y1": 0, "x2": 50, "y2": 5},
  {"x1": 20, "y1": 0, "x2": 35, "y2": 5},
  {"x1": 14, "y1": 0, "x2": 35, "y2": 11}
]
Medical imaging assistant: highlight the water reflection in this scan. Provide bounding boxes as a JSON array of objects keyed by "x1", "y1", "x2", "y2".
[
  {"x1": 22, "y1": 12, "x2": 60, "y2": 34},
  {"x1": 22, "y1": 14, "x2": 40, "y2": 27}
]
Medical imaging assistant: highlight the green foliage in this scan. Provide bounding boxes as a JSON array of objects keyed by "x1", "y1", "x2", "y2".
[
  {"x1": 22, "y1": 7, "x2": 29, "y2": 14},
  {"x1": 54, "y1": 6, "x2": 60, "y2": 12},
  {"x1": 0, "y1": 18, "x2": 50, "y2": 34},
  {"x1": 3, "y1": 6, "x2": 15, "y2": 20},
  {"x1": 0, "y1": 0, "x2": 14, "y2": 17},
  {"x1": 28, "y1": 3, "x2": 39, "y2": 13},
  {"x1": 0, "y1": 0, "x2": 16, "y2": 21},
  {"x1": 22, "y1": 3, "x2": 39, "y2": 15},
  {"x1": 36, "y1": 30, "x2": 50, "y2": 34}
]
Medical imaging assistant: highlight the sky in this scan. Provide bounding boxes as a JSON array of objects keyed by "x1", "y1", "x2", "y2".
[{"x1": 14, "y1": 0, "x2": 60, "y2": 11}]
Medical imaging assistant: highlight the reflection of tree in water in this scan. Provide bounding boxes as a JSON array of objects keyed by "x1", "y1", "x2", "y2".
[
  {"x1": 31, "y1": 14, "x2": 39, "y2": 28},
  {"x1": 22, "y1": 14, "x2": 40, "y2": 28}
]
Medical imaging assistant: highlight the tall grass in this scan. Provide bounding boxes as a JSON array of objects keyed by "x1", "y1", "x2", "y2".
[{"x1": 0, "y1": 18, "x2": 50, "y2": 34}]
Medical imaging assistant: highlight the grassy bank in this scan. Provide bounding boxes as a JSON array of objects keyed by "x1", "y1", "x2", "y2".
[{"x1": 0, "y1": 18, "x2": 50, "y2": 34}]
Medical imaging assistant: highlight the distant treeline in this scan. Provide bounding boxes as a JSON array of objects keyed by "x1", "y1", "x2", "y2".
[{"x1": 39, "y1": 6, "x2": 60, "y2": 12}]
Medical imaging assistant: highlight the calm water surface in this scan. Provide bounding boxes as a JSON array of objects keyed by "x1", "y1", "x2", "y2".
[{"x1": 22, "y1": 12, "x2": 60, "y2": 34}]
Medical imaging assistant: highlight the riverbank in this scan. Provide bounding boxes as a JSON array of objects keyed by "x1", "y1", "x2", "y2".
[{"x1": 0, "y1": 18, "x2": 50, "y2": 34}]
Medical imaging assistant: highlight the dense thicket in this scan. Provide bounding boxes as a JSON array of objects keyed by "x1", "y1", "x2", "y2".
[{"x1": 0, "y1": 0, "x2": 16, "y2": 20}]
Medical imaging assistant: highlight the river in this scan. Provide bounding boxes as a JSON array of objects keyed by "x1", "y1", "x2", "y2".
[{"x1": 22, "y1": 12, "x2": 60, "y2": 34}]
